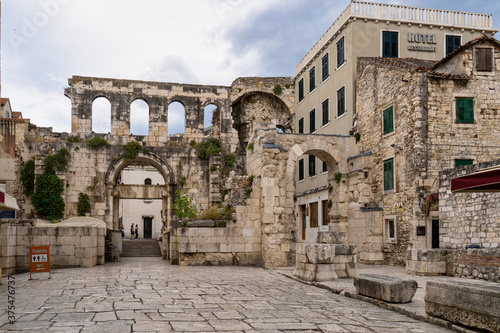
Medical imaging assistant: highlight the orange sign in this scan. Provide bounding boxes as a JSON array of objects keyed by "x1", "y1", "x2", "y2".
[{"x1": 29, "y1": 246, "x2": 51, "y2": 279}]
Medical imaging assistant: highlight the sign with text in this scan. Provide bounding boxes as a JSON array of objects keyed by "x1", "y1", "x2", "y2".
[{"x1": 29, "y1": 246, "x2": 51, "y2": 278}]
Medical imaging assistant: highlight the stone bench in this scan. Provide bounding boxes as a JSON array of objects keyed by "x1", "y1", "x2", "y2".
[
  {"x1": 353, "y1": 274, "x2": 417, "y2": 303},
  {"x1": 425, "y1": 280, "x2": 500, "y2": 333}
]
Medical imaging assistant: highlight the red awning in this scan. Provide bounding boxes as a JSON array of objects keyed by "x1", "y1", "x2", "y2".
[{"x1": 451, "y1": 166, "x2": 500, "y2": 192}]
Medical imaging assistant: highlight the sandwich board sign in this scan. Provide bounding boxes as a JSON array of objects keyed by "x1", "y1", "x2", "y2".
[{"x1": 29, "y1": 246, "x2": 51, "y2": 279}]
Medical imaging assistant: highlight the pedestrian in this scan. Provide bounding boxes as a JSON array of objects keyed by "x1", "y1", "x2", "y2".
[
  {"x1": 120, "y1": 222, "x2": 124, "y2": 238},
  {"x1": 130, "y1": 223, "x2": 134, "y2": 240},
  {"x1": 135, "y1": 224, "x2": 139, "y2": 239}
]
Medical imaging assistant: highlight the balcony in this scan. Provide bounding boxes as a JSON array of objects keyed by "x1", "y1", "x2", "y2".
[{"x1": 296, "y1": 1, "x2": 497, "y2": 74}]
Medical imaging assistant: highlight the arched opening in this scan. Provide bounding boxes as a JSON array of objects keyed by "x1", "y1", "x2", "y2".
[
  {"x1": 92, "y1": 97, "x2": 111, "y2": 133},
  {"x1": 118, "y1": 161, "x2": 166, "y2": 242},
  {"x1": 130, "y1": 99, "x2": 149, "y2": 136},
  {"x1": 204, "y1": 104, "x2": 218, "y2": 134},
  {"x1": 168, "y1": 101, "x2": 185, "y2": 135}
]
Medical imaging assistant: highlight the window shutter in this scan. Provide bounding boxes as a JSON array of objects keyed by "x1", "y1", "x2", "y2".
[
  {"x1": 299, "y1": 159, "x2": 304, "y2": 180},
  {"x1": 464, "y1": 98, "x2": 474, "y2": 123},
  {"x1": 383, "y1": 107, "x2": 393, "y2": 134},
  {"x1": 384, "y1": 159, "x2": 394, "y2": 191},
  {"x1": 476, "y1": 48, "x2": 493, "y2": 72}
]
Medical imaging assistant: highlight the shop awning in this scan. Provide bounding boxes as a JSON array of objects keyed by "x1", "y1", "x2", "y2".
[
  {"x1": 451, "y1": 166, "x2": 500, "y2": 192},
  {"x1": 0, "y1": 188, "x2": 19, "y2": 212}
]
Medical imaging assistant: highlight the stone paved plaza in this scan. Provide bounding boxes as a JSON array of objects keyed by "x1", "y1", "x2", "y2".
[{"x1": 0, "y1": 258, "x2": 452, "y2": 332}]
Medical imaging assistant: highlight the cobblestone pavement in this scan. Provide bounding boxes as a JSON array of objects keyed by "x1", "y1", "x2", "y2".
[{"x1": 0, "y1": 257, "x2": 452, "y2": 332}]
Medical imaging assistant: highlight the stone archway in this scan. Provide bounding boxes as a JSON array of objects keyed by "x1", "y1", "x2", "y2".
[{"x1": 105, "y1": 152, "x2": 175, "y2": 232}]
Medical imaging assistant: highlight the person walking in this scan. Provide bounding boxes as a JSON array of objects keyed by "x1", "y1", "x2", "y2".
[
  {"x1": 130, "y1": 224, "x2": 134, "y2": 240},
  {"x1": 135, "y1": 224, "x2": 139, "y2": 239}
]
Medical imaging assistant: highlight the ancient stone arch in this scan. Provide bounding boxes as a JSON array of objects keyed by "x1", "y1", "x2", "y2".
[{"x1": 105, "y1": 152, "x2": 175, "y2": 231}]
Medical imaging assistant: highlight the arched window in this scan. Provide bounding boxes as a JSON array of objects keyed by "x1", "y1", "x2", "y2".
[
  {"x1": 92, "y1": 97, "x2": 111, "y2": 133},
  {"x1": 144, "y1": 178, "x2": 152, "y2": 185},
  {"x1": 168, "y1": 101, "x2": 185, "y2": 135},
  {"x1": 130, "y1": 99, "x2": 149, "y2": 136},
  {"x1": 204, "y1": 104, "x2": 218, "y2": 130}
]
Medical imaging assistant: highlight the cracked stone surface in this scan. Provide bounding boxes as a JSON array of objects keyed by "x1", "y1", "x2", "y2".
[{"x1": 0, "y1": 257, "x2": 452, "y2": 332}]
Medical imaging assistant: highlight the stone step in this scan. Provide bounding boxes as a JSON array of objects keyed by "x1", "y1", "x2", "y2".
[{"x1": 121, "y1": 239, "x2": 162, "y2": 257}]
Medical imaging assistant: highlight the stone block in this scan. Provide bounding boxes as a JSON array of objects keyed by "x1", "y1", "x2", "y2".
[
  {"x1": 317, "y1": 231, "x2": 346, "y2": 244},
  {"x1": 425, "y1": 280, "x2": 500, "y2": 333},
  {"x1": 316, "y1": 264, "x2": 338, "y2": 281},
  {"x1": 305, "y1": 244, "x2": 334, "y2": 264},
  {"x1": 354, "y1": 274, "x2": 418, "y2": 303}
]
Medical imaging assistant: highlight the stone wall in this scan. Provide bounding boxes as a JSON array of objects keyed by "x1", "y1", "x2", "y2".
[
  {"x1": 0, "y1": 220, "x2": 105, "y2": 274},
  {"x1": 438, "y1": 159, "x2": 500, "y2": 248}
]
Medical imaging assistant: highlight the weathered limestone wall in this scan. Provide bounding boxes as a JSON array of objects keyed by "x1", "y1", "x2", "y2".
[
  {"x1": 0, "y1": 220, "x2": 105, "y2": 274},
  {"x1": 356, "y1": 59, "x2": 429, "y2": 265},
  {"x1": 438, "y1": 159, "x2": 500, "y2": 249}
]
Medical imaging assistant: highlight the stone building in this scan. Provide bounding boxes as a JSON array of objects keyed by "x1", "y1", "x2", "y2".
[
  {"x1": 355, "y1": 35, "x2": 500, "y2": 266},
  {"x1": 293, "y1": 0, "x2": 497, "y2": 244}
]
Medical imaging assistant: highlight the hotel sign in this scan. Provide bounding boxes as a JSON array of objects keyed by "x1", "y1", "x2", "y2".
[{"x1": 407, "y1": 32, "x2": 437, "y2": 52}]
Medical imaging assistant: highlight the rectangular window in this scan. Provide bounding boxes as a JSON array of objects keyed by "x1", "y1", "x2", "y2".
[
  {"x1": 322, "y1": 99, "x2": 329, "y2": 126},
  {"x1": 383, "y1": 158, "x2": 394, "y2": 191},
  {"x1": 385, "y1": 218, "x2": 396, "y2": 242},
  {"x1": 337, "y1": 37, "x2": 345, "y2": 68},
  {"x1": 337, "y1": 87, "x2": 345, "y2": 117},
  {"x1": 298, "y1": 78, "x2": 304, "y2": 102},
  {"x1": 382, "y1": 106, "x2": 394, "y2": 134},
  {"x1": 309, "y1": 67, "x2": 316, "y2": 92},
  {"x1": 446, "y1": 35, "x2": 461, "y2": 55},
  {"x1": 382, "y1": 31, "x2": 398, "y2": 58},
  {"x1": 321, "y1": 200, "x2": 330, "y2": 226},
  {"x1": 454, "y1": 159, "x2": 473, "y2": 167},
  {"x1": 309, "y1": 109, "x2": 316, "y2": 133},
  {"x1": 475, "y1": 48, "x2": 494, "y2": 72},
  {"x1": 456, "y1": 97, "x2": 474, "y2": 123},
  {"x1": 310, "y1": 202, "x2": 318, "y2": 228},
  {"x1": 309, "y1": 155, "x2": 316, "y2": 177},
  {"x1": 298, "y1": 159, "x2": 305, "y2": 181},
  {"x1": 298, "y1": 117, "x2": 304, "y2": 134},
  {"x1": 322, "y1": 161, "x2": 327, "y2": 173},
  {"x1": 321, "y1": 53, "x2": 329, "y2": 81}
]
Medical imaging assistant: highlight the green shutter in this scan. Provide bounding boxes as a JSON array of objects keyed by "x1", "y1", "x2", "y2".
[
  {"x1": 383, "y1": 107, "x2": 393, "y2": 134},
  {"x1": 457, "y1": 98, "x2": 473, "y2": 123},
  {"x1": 384, "y1": 158, "x2": 394, "y2": 191},
  {"x1": 455, "y1": 159, "x2": 473, "y2": 167}
]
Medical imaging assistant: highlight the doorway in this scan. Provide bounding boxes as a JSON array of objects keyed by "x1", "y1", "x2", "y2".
[
  {"x1": 143, "y1": 217, "x2": 153, "y2": 239},
  {"x1": 431, "y1": 218, "x2": 439, "y2": 248}
]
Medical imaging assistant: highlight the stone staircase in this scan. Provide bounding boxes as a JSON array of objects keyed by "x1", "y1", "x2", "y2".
[{"x1": 121, "y1": 239, "x2": 162, "y2": 257}]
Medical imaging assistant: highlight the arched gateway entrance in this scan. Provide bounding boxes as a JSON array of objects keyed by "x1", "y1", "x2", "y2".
[{"x1": 105, "y1": 152, "x2": 175, "y2": 235}]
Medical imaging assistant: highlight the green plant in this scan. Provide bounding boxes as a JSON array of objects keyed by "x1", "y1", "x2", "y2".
[
  {"x1": 245, "y1": 188, "x2": 252, "y2": 196},
  {"x1": 334, "y1": 172, "x2": 342, "y2": 184},
  {"x1": 179, "y1": 177, "x2": 186, "y2": 187},
  {"x1": 20, "y1": 159, "x2": 35, "y2": 197},
  {"x1": 327, "y1": 199, "x2": 333, "y2": 209},
  {"x1": 273, "y1": 84, "x2": 282, "y2": 95},
  {"x1": 171, "y1": 189, "x2": 198, "y2": 219},
  {"x1": 86, "y1": 137, "x2": 110, "y2": 149},
  {"x1": 224, "y1": 154, "x2": 235, "y2": 168},
  {"x1": 197, "y1": 138, "x2": 221, "y2": 159},
  {"x1": 122, "y1": 141, "x2": 143, "y2": 162},
  {"x1": 75, "y1": 146, "x2": 80, "y2": 151},
  {"x1": 216, "y1": 220, "x2": 227, "y2": 227},
  {"x1": 247, "y1": 142, "x2": 254, "y2": 151},
  {"x1": 354, "y1": 132, "x2": 361, "y2": 143},
  {"x1": 222, "y1": 189, "x2": 229, "y2": 201},
  {"x1": 31, "y1": 172, "x2": 65, "y2": 220},
  {"x1": 67, "y1": 135, "x2": 82, "y2": 143},
  {"x1": 77, "y1": 192, "x2": 91, "y2": 216},
  {"x1": 285, "y1": 83, "x2": 291, "y2": 89},
  {"x1": 244, "y1": 175, "x2": 255, "y2": 187},
  {"x1": 43, "y1": 148, "x2": 70, "y2": 174},
  {"x1": 210, "y1": 165, "x2": 218, "y2": 173},
  {"x1": 189, "y1": 140, "x2": 197, "y2": 147}
]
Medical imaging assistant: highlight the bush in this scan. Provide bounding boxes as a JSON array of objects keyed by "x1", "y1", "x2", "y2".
[
  {"x1": 86, "y1": 137, "x2": 110, "y2": 149},
  {"x1": 77, "y1": 193, "x2": 91, "y2": 216},
  {"x1": 334, "y1": 172, "x2": 342, "y2": 183},
  {"x1": 44, "y1": 148, "x2": 70, "y2": 174},
  {"x1": 197, "y1": 138, "x2": 221, "y2": 159},
  {"x1": 67, "y1": 135, "x2": 82, "y2": 143},
  {"x1": 20, "y1": 159, "x2": 35, "y2": 197},
  {"x1": 197, "y1": 206, "x2": 223, "y2": 220},
  {"x1": 31, "y1": 172, "x2": 65, "y2": 219},
  {"x1": 273, "y1": 84, "x2": 282, "y2": 95},
  {"x1": 171, "y1": 189, "x2": 198, "y2": 219},
  {"x1": 224, "y1": 154, "x2": 235, "y2": 168},
  {"x1": 122, "y1": 141, "x2": 143, "y2": 162}
]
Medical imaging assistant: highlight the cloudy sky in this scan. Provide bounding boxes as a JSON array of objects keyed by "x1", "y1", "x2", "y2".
[{"x1": 2, "y1": 0, "x2": 500, "y2": 133}]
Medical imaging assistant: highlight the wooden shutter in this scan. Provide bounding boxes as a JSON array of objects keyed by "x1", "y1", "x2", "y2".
[
  {"x1": 476, "y1": 48, "x2": 493, "y2": 72},
  {"x1": 383, "y1": 107, "x2": 393, "y2": 134},
  {"x1": 310, "y1": 202, "x2": 318, "y2": 228}
]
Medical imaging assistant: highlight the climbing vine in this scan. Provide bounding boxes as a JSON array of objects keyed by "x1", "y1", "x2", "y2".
[
  {"x1": 77, "y1": 192, "x2": 91, "y2": 216},
  {"x1": 20, "y1": 159, "x2": 35, "y2": 197}
]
